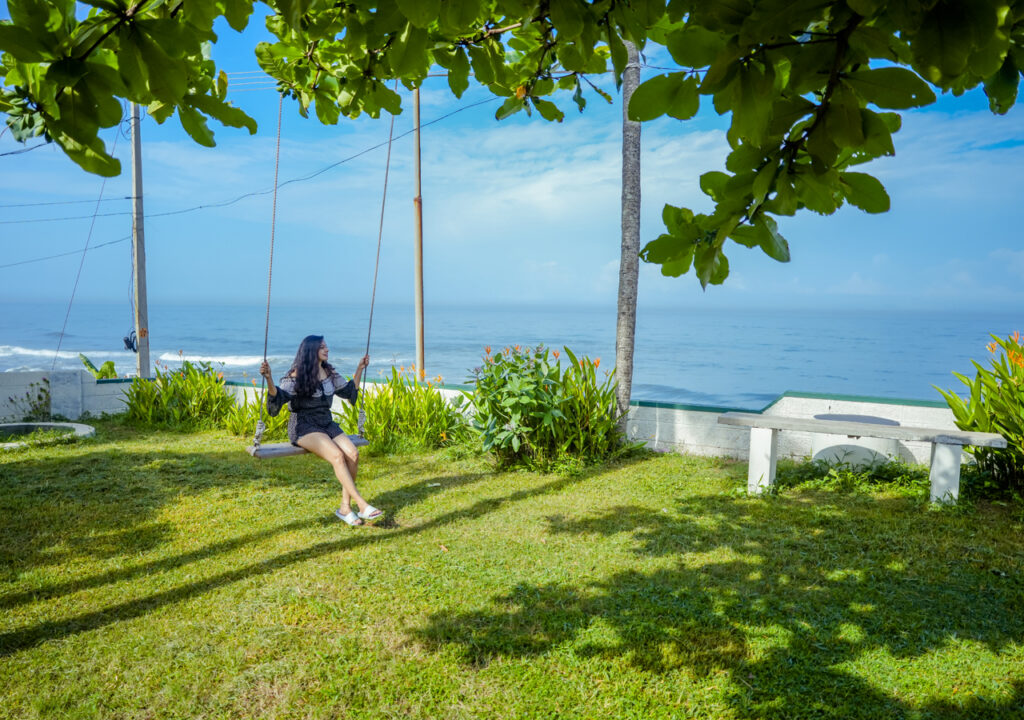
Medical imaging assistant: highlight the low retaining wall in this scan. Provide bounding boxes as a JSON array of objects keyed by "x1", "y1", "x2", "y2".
[{"x1": 0, "y1": 371, "x2": 959, "y2": 465}]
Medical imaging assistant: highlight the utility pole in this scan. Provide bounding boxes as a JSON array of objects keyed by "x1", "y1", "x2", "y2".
[
  {"x1": 130, "y1": 103, "x2": 151, "y2": 378},
  {"x1": 412, "y1": 87, "x2": 425, "y2": 380}
]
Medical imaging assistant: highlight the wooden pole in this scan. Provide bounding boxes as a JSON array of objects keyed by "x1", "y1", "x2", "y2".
[
  {"x1": 413, "y1": 87, "x2": 425, "y2": 380},
  {"x1": 130, "y1": 103, "x2": 151, "y2": 378}
]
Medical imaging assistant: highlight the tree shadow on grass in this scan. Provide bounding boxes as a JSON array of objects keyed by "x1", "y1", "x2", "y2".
[
  {"x1": 413, "y1": 493, "x2": 1024, "y2": 719},
  {"x1": 0, "y1": 448, "x2": 622, "y2": 657},
  {"x1": 0, "y1": 442, "x2": 321, "y2": 577}
]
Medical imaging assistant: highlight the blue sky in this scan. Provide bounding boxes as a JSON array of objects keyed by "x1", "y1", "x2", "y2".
[{"x1": 2, "y1": 10, "x2": 1024, "y2": 315}]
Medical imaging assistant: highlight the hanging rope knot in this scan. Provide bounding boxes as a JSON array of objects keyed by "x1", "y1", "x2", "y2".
[
  {"x1": 357, "y1": 406, "x2": 366, "y2": 436},
  {"x1": 254, "y1": 419, "x2": 266, "y2": 447}
]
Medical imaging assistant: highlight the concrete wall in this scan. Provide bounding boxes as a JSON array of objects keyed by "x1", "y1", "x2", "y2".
[
  {"x1": 0, "y1": 371, "x2": 50, "y2": 421},
  {"x1": 0, "y1": 371, "x2": 959, "y2": 465}
]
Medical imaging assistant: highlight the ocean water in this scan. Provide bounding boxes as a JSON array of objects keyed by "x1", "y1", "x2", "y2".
[{"x1": 0, "y1": 301, "x2": 1014, "y2": 410}]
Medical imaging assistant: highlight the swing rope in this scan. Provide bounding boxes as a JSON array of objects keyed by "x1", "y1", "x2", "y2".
[
  {"x1": 358, "y1": 99, "x2": 398, "y2": 436},
  {"x1": 251, "y1": 89, "x2": 397, "y2": 450},
  {"x1": 252, "y1": 94, "x2": 284, "y2": 450}
]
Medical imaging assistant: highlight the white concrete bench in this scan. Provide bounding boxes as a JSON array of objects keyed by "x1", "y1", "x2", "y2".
[{"x1": 717, "y1": 411, "x2": 1006, "y2": 503}]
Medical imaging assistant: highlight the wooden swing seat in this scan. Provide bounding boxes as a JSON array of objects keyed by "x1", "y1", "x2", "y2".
[{"x1": 247, "y1": 434, "x2": 369, "y2": 459}]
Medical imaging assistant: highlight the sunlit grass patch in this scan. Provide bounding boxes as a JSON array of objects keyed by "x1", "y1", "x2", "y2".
[{"x1": 1, "y1": 420, "x2": 1022, "y2": 719}]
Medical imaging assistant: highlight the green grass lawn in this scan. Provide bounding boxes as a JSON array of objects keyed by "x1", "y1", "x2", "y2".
[{"x1": 1, "y1": 420, "x2": 1022, "y2": 719}]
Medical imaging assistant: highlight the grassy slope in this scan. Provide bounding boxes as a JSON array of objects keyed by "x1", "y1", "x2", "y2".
[{"x1": 1, "y1": 420, "x2": 1022, "y2": 719}]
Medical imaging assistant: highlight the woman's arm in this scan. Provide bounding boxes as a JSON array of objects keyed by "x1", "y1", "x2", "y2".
[
  {"x1": 259, "y1": 360, "x2": 277, "y2": 397},
  {"x1": 352, "y1": 354, "x2": 370, "y2": 386}
]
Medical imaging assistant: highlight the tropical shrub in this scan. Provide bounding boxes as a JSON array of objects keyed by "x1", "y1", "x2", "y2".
[
  {"x1": 468, "y1": 344, "x2": 625, "y2": 469},
  {"x1": 937, "y1": 331, "x2": 1024, "y2": 498},
  {"x1": 123, "y1": 360, "x2": 234, "y2": 429},
  {"x1": 224, "y1": 388, "x2": 291, "y2": 442},
  {"x1": 5, "y1": 378, "x2": 50, "y2": 422},
  {"x1": 351, "y1": 367, "x2": 470, "y2": 453}
]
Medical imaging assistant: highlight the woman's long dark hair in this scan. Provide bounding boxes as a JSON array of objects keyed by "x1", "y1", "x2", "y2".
[{"x1": 289, "y1": 335, "x2": 335, "y2": 397}]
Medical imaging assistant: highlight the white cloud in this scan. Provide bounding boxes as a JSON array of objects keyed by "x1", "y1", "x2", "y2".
[
  {"x1": 991, "y1": 248, "x2": 1024, "y2": 279},
  {"x1": 829, "y1": 272, "x2": 885, "y2": 295}
]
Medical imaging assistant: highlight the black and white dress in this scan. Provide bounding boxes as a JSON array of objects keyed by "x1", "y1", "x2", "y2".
[{"x1": 266, "y1": 372, "x2": 358, "y2": 445}]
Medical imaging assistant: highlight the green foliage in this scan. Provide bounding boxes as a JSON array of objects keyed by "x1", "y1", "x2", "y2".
[
  {"x1": 123, "y1": 360, "x2": 234, "y2": 430},
  {"x1": 79, "y1": 353, "x2": 117, "y2": 380},
  {"x1": 635, "y1": 0, "x2": 1024, "y2": 287},
  {"x1": 5, "y1": 377, "x2": 50, "y2": 422},
  {"x1": 937, "y1": 331, "x2": 1024, "y2": 498},
  {"x1": 0, "y1": 0, "x2": 256, "y2": 175},
  {"x1": 351, "y1": 368, "x2": 471, "y2": 453},
  {"x1": 776, "y1": 457, "x2": 931, "y2": 497},
  {"x1": 223, "y1": 388, "x2": 291, "y2": 441},
  {"x1": 468, "y1": 344, "x2": 626, "y2": 469},
  {"x1": 3, "y1": 1, "x2": 1024, "y2": 285}
]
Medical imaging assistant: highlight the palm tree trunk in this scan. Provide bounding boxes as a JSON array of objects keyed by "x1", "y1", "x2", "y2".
[{"x1": 615, "y1": 40, "x2": 641, "y2": 434}]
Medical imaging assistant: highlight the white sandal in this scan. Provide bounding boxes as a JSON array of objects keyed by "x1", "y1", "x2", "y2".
[
  {"x1": 335, "y1": 509, "x2": 363, "y2": 526},
  {"x1": 358, "y1": 505, "x2": 384, "y2": 522}
]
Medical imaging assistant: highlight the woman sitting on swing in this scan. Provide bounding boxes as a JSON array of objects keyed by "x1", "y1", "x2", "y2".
[{"x1": 259, "y1": 335, "x2": 384, "y2": 526}]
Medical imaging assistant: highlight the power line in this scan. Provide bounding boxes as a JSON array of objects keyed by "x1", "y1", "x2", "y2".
[
  {"x1": 0, "y1": 197, "x2": 133, "y2": 209},
  {"x1": 117, "y1": 95, "x2": 502, "y2": 220},
  {"x1": 0, "y1": 210, "x2": 132, "y2": 225},
  {"x1": 51, "y1": 124, "x2": 123, "y2": 372},
  {"x1": 0, "y1": 143, "x2": 48, "y2": 157},
  {"x1": 0, "y1": 236, "x2": 130, "y2": 269},
  {"x1": 1, "y1": 94, "x2": 501, "y2": 265}
]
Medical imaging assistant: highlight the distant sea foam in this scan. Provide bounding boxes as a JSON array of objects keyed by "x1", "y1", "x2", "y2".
[{"x1": 1, "y1": 301, "x2": 1018, "y2": 410}]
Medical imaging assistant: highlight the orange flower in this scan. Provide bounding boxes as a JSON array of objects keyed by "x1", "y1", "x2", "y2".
[
  {"x1": 485, "y1": 346, "x2": 491, "y2": 355},
  {"x1": 553, "y1": 350, "x2": 560, "y2": 360},
  {"x1": 1012, "y1": 330, "x2": 1022, "y2": 344},
  {"x1": 515, "y1": 345, "x2": 521, "y2": 352},
  {"x1": 594, "y1": 358, "x2": 601, "y2": 368}
]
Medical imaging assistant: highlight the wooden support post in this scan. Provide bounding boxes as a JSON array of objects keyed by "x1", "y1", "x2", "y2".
[
  {"x1": 412, "y1": 87, "x2": 425, "y2": 380},
  {"x1": 130, "y1": 103, "x2": 151, "y2": 378}
]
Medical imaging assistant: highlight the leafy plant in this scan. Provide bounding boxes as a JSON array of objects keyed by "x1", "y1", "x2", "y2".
[
  {"x1": 123, "y1": 360, "x2": 234, "y2": 430},
  {"x1": 937, "y1": 331, "x2": 1024, "y2": 498},
  {"x1": 776, "y1": 457, "x2": 930, "y2": 497},
  {"x1": 79, "y1": 354, "x2": 117, "y2": 379},
  {"x1": 351, "y1": 368, "x2": 470, "y2": 454},
  {"x1": 5, "y1": 378, "x2": 49, "y2": 422},
  {"x1": 224, "y1": 387, "x2": 290, "y2": 442},
  {"x1": 468, "y1": 344, "x2": 626, "y2": 469}
]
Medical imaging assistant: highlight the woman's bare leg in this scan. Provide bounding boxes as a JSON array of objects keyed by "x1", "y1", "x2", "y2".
[
  {"x1": 297, "y1": 432, "x2": 369, "y2": 513},
  {"x1": 333, "y1": 434, "x2": 359, "y2": 511}
]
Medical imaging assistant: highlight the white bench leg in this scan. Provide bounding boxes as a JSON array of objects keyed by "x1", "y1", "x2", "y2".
[
  {"x1": 748, "y1": 427, "x2": 778, "y2": 495},
  {"x1": 929, "y1": 442, "x2": 962, "y2": 504}
]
